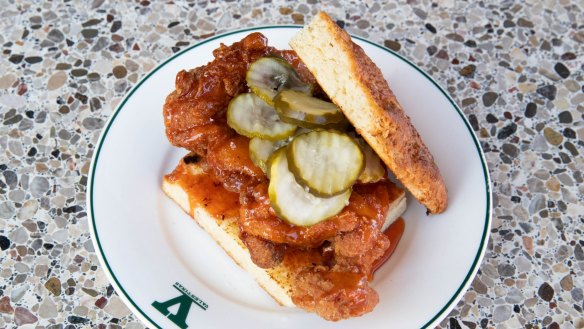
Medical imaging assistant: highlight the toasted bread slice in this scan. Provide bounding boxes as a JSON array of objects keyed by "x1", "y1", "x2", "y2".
[
  {"x1": 290, "y1": 12, "x2": 448, "y2": 214},
  {"x1": 162, "y1": 156, "x2": 407, "y2": 307}
]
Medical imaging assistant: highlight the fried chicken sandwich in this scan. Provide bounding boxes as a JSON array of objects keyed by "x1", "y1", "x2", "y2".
[{"x1": 162, "y1": 12, "x2": 447, "y2": 321}]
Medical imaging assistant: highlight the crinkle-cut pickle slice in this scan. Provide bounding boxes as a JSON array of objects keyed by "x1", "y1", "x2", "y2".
[
  {"x1": 246, "y1": 56, "x2": 312, "y2": 106},
  {"x1": 268, "y1": 149, "x2": 351, "y2": 227},
  {"x1": 273, "y1": 90, "x2": 346, "y2": 128},
  {"x1": 287, "y1": 130, "x2": 364, "y2": 197},
  {"x1": 227, "y1": 93, "x2": 296, "y2": 141},
  {"x1": 249, "y1": 128, "x2": 313, "y2": 175},
  {"x1": 249, "y1": 137, "x2": 285, "y2": 174},
  {"x1": 278, "y1": 116, "x2": 350, "y2": 131},
  {"x1": 356, "y1": 137, "x2": 386, "y2": 183}
]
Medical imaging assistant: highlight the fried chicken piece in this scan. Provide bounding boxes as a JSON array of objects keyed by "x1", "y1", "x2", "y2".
[
  {"x1": 163, "y1": 33, "x2": 269, "y2": 155},
  {"x1": 206, "y1": 135, "x2": 265, "y2": 193},
  {"x1": 163, "y1": 33, "x2": 317, "y2": 156},
  {"x1": 291, "y1": 266, "x2": 378, "y2": 321},
  {"x1": 240, "y1": 232, "x2": 285, "y2": 269},
  {"x1": 332, "y1": 221, "x2": 391, "y2": 276}
]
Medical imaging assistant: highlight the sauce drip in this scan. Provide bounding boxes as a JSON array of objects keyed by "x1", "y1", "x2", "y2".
[{"x1": 369, "y1": 217, "x2": 405, "y2": 280}]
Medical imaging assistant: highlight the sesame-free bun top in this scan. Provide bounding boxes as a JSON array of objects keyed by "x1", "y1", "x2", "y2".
[{"x1": 290, "y1": 12, "x2": 448, "y2": 214}]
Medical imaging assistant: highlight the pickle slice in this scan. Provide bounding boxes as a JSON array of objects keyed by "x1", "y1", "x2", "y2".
[
  {"x1": 227, "y1": 93, "x2": 297, "y2": 141},
  {"x1": 287, "y1": 130, "x2": 364, "y2": 197},
  {"x1": 249, "y1": 128, "x2": 313, "y2": 174},
  {"x1": 246, "y1": 57, "x2": 312, "y2": 105},
  {"x1": 274, "y1": 90, "x2": 347, "y2": 128},
  {"x1": 268, "y1": 148, "x2": 351, "y2": 227},
  {"x1": 356, "y1": 138, "x2": 386, "y2": 183},
  {"x1": 249, "y1": 138, "x2": 285, "y2": 174},
  {"x1": 277, "y1": 115, "x2": 350, "y2": 131}
]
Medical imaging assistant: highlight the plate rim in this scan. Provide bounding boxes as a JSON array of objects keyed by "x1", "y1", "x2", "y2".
[{"x1": 87, "y1": 25, "x2": 492, "y2": 329}]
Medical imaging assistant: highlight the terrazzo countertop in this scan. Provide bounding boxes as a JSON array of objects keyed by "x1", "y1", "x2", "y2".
[{"x1": 1, "y1": 1, "x2": 583, "y2": 328}]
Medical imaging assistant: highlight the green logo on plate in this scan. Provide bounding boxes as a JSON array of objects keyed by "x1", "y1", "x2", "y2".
[{"x1": 152, "y1": 282, "x2": 208, "y2": 329}]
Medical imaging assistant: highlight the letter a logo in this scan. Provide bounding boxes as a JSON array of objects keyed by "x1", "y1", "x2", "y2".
[{"x1": 152, "y1": 282, "x2": 208, "y2": 329}]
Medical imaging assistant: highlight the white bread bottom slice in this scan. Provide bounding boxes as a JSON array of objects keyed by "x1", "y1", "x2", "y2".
[{"x1": 162, "y1": 159, "x2": 406, "y2": 307}]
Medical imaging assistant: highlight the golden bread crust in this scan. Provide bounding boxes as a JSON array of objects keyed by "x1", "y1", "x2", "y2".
[{"x1": 290, "y1": 12, "x2": 448, "y2": 214}]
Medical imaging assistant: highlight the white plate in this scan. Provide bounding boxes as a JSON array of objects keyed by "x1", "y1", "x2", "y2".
[{"x1": 88, "y1": 26, "x2": 491, "y2": 329}]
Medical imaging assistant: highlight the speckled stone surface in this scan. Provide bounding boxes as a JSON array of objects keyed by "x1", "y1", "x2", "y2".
[{"x1": 0, "y1": 1, "x2": 582, "y2": 328}]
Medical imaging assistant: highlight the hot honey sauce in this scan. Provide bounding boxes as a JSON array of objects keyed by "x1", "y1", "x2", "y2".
[
  {"x1": 369, "y1": 217, "x2": 405, "y2": 280},
  {"x1": 164, "y1": 158, "x2": 240, "y2": 219}
]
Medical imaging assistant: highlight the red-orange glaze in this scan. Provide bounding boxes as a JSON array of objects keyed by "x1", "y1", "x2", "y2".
[
  {"x1": 369, "y1": 217, "x2": 405, "y2": 279},
  {"x1": 165, "y1": 163, "x2": 240, "y2": 219}
]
